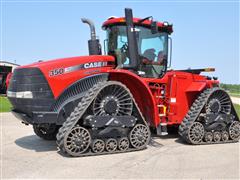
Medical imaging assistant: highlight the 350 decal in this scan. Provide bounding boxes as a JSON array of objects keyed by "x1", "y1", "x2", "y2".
[
  {"x1": 49, "y1": 68, "x2": 65, "y2": 77},
  {"x1": 49, "y1": 61, "x2": 109, "y2": 77}
]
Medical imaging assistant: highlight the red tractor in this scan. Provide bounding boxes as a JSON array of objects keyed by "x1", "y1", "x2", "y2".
[{"x1": 7, "y1": 9, "x2": 239, "y2": 157}]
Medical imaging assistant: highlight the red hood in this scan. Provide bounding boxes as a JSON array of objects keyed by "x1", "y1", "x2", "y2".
[{"x1": 16, "y1": 55, "x2": 115, "y2": 98}]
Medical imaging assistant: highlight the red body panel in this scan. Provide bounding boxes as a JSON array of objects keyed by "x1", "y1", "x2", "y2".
[
  {"x1": 143, "y1": 71, "x2": 218, "y2": 126},
  {"x1": 186, "y1": 82, "x2": 206, "y2": 92}
]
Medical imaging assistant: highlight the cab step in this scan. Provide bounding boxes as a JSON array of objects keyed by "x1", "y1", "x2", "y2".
[{"x1": 156, "y1": 123, "x2": 168, "y2": 136}]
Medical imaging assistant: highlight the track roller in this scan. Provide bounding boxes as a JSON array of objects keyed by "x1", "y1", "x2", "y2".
[
  {"x1": 221, "y1": 131, "x2": 229, "y2": 142},
  {"x1": 118, "y1": 137, "x2": 129, "y2": 151},
  {"x1": 91, "y1": 139, "x2": 105, "y2": 153},
  {"x1": 213, "y1": 132, "x2": 221, "y2": 142},
  {"x1": 204, "y1": 132, "x2": 213, "y2": 142},
  {"x1": 105, "y1": 138, "x2": 118, "y2": 152}
]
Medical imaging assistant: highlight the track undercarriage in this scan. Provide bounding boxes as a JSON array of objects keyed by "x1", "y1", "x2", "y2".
[
  {"x1": 55, "y1": 83, "x2": 239, "y2": 157},
  {"x1": 56, "y1": 81, "x2": 151, "y2": 157},
  {"x1": 41, "y1": 83, "x2": 240, "y2": 157},
  {"x1": 179, "y1": 88, "x2": 240, "y2": 145}
]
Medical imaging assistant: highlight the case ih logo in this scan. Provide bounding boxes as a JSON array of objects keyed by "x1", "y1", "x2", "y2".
[
  {"x1": 49, "y1": 62, "x2": 108, "y2": 77},
  {"x1": 84, "y1": 62, "x2": 107, "y2": 69}
]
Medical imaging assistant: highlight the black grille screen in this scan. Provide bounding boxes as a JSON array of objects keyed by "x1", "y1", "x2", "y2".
[{"x1": 8, "y1": 67, "x2": 54, "y2": 116}]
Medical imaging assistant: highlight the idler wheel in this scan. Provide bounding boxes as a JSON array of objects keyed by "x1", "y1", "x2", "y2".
[
  {"x1": 229, "y1": 121, "x2": 240, "y2": 141},
  {"x1": 64, "y1": 126, "x2": 91, "y2": 156},
  {"x1": 129, "y1": 124, "x2": 150, "y2": 149},
  {"x1": 188, "y1": 122, "x2": 204, "y2": 144}
]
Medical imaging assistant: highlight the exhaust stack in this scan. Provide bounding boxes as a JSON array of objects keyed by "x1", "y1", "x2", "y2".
[
  {"x1": 124, "y1": 8, "x2": 139, "y2": 70},
  {"x1": 81, "y1": 18, "x2": 102, "y2": 55}
]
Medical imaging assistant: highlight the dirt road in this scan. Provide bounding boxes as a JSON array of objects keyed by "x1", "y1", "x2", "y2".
[{"x1": 231, "y1": 96, "x2": 240, "y2": 105}]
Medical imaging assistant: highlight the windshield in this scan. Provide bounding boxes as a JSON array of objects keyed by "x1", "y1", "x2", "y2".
[{"x1": 106, "y1": 25, "x2": 168, "y2": 78}]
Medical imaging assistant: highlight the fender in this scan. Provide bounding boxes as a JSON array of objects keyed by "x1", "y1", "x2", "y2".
[
  {"x1": 108, "y1": 69, "x2": 157, "y2": 127},
  {"x1": 186, "y1": 82, "x2": 206, "y2": 92},
  {"x1": 53, "y1": 73, "x2": 109, "y2": 124}
]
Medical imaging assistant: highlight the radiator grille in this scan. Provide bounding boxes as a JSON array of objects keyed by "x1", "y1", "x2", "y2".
[{"x1": 8, "y1": 68, "x2": 54, "y2": 116}]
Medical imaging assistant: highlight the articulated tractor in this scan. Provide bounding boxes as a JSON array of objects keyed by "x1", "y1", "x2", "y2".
[{"x1": 7, "y1": 9, "x2": 240, "y2": 157}]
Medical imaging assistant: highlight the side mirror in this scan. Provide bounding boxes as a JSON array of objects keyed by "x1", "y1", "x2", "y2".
[
  {"x1": 151, "y1": 21, "x2": 158, "y2": 34},
  {"x1": 135, "y1": 31, "x2": 140, "y2": 41},
  {"x1": 103, "y1": 39, "x2": 108, "y2": 55}
]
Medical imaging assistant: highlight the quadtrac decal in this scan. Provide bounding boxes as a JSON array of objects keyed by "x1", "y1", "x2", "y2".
[{"x1": 49, "y1": 61, "x2": 108, "y2": 77}]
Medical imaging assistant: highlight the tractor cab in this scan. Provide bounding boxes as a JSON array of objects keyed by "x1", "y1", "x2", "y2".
[{"x1": 102, "y1": 9, "x2": 173, "y2": 78}]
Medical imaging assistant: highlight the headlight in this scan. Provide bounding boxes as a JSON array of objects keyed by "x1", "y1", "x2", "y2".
[
  {"x1": 7, "y1": 91, "x2": 16, "y2": 98},
  {"x1": 7, "y1": 91, "x2": 33, "y2": 99}
]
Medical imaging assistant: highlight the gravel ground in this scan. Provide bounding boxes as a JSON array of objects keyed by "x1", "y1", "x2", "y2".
[{"x1": 1, "y1": 112, "x2": 240, "y2": 179}]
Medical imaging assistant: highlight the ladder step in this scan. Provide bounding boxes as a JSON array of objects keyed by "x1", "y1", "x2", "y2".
[
  {"x1": 156, "y1": 124, "x2": 168, "y2": 136},
  {"x1": 159, "y1": 132, "x2": 168, "y2": 136},
  {"x1": 157, "y1": 105, "x2": 167, "y2": 117}
]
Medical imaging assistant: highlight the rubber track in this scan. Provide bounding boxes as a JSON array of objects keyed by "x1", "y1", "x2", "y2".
[
  {"x1": 178, "y1": 87, "x2": 239, "y2": 145},
  {"x1": 56, "y1": 81, "x2": 150, "y2": 157}
]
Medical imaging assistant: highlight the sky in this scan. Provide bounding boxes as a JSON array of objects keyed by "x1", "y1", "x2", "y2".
[{"x1": 0, "y1": 0, "x2": 239, "y2": 84}]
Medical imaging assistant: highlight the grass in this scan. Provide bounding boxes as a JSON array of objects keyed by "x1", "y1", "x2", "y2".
[
  {"x1": 233, "y1": 104, "x2": 240, "y2": 117},
  {"x1": 0, "y1": 96, "x2": 12, "y2": 112},
  {"x1": 229, "y1": 92, "x2": 240, "y2": 98}
]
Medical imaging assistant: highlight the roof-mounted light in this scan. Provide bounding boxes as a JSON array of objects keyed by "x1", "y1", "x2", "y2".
[
  {"x1": 107, "y1": 16, "x2": 118, "y2": 20},
  {"x1": 163, "y1": 21, "x2": 169, "y2": 26},
  {"x1": 204, "y1": 68, "x2": 215, "y2": 72}
]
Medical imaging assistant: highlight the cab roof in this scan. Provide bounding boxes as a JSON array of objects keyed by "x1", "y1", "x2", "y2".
[{"x1": 102, "y1": 17, "x2": 173, "y2": 34}]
